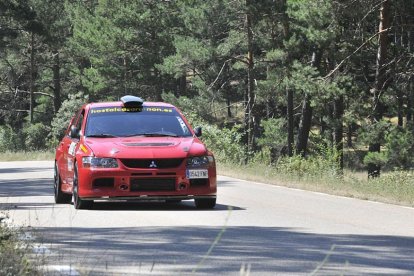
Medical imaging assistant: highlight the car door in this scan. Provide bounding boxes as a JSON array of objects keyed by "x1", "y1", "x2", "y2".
[
  {"x1": 56, "y1": 115, "x2": 76, "y2": 187},
  {"x1": 62, "y1": 109, "x2": 85, "y2": 186}
]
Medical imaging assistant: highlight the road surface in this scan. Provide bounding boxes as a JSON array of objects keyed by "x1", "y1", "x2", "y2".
[{"x1": 0, "y1": 161, "x2": 413, "y2": 275}]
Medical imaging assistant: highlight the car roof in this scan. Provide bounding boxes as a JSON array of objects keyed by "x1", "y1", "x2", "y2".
[{"x1": 87, "y1": 101, "x2": 175, "y2": 108}]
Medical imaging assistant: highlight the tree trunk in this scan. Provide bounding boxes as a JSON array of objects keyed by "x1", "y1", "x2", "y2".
[
  {"x1": 287, "y1": 87, "x2": 294, "y2": 156},
  {"x1": 368, "y1": 0, "x2": 391, "y2": 178},
  {"x1": 406, "y1": 6, "x2": 414, "y2": 123},
  {"x1": 334, "y1": 95, "x2": 344, "y2": 171},
  {"x1": 296, "y1": 51, "x2": 322, "y2": 157},
  {"x1": 245, "y1": 0, "x2": 256, "y2": 156},
  {"x1": 347, "y1": 124, "x2": 353, "y2": 148},
  {"x1": 296, "y1": 93, "x2": 313, "y2": 157},
  {"x1": 29, "y1": 32, "x2": 35, "y2": 123},
  {"x1": 52, "y1": 51, "x2": 61, "y2": 114},
  {"x1": 178, "y1": 75, "x2": 186, "y2": 96},
  {"x1": 226, "y1": 96, "x2": 232, "y2": 118},
  {"x1": 397, "y1": 89, "x2": 404, "y2": 127},
  {"x1": 408, "y1": 78, "x2": 414, "y2": 123},
  {"x1": 281, "y1": 0, "x2": 294, "y2": 157}
]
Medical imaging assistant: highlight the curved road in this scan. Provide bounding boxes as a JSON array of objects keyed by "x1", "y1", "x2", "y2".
[{"x1": 0, "y1": 161, "x2": 413, "y2": 275}]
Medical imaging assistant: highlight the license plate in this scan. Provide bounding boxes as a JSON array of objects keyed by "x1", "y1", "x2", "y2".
[{"x1": 186, "y1": 169, "x2": 208, "y2": 179}]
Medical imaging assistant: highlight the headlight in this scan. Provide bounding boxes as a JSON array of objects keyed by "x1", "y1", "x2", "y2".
[
  {"x1": 82, "y1": 157, "x2": 118, "y2": 168},
  {"x1": 186, "y1": 155, "x2": 214, "y2": 167}
]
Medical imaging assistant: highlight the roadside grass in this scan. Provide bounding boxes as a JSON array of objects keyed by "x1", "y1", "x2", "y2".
[
  {"x1": 218, "y1": 162, "x2": 414, "y2": 208},
  {"x1": 0, "y1": 151, "x2": 54, "y2": 161},
  {"x1": 0, "y1": 215, "x2": 42, "y2": 275}
]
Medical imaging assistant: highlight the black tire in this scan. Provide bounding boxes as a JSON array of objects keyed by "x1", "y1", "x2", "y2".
[
  {"x1": 73, "y1": 164, "x2": 93, "y2": 210},
  {"x1": 165, "y1": 199, "x2": 182, "y2": 204},
  {"x1": 54, "y1": 162, "x2": 72, "y2": 204},
  {"x1": 194, "y1": 198, "x2": 216, "y2": 209}
]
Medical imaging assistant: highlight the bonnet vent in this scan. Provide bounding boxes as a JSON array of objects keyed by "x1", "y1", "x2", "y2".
[{"x1": 122, "y1": 142, "x2": 174, "y2": 147}]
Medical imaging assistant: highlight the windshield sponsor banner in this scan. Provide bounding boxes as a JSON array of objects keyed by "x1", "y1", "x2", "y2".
[{"x1": 90, "y1": 107, "x2": 174, "y2": 114}]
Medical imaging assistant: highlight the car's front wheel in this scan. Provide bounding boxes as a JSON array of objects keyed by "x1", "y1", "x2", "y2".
[
  {"x1": 194, "y1": 198, "x2": 216, "y2": 209},
  {"x1": 73, "y1": 164, "x2": 93, "y2": 210},
  {"x1": 54, "y1": 162, "x2": 72, "y2": 204}
]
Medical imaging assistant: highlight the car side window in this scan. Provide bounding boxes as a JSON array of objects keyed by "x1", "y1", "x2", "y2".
[{"x1": 69, "y1": 109, "x2": 85, "y2": 137}]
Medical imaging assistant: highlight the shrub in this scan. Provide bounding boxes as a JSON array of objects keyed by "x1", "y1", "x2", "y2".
[
  {"x1": 201, "y1": 123, "x2": 246, "y2": 164},
  {"x1": 383, "y1": 126, "x2": 414, "y2": 169},
  {"x1": 257, "y1": 118, "x2": 287, "y2": 163},
  {"x1": 49, "y1": 92, "x2": 88, "y2": 147},
  {"x1": 22, "y1": 123, "x2": 50, "y2": 151},
  {"x1": 363, "y1": 151, "x2": 388, "y2": 168},
  {"x1": 276, "y1": 154, "x2": 340, "y2": 180},
  {"x1": 0, "y1": 125, "x2": 24, "y2": 152}
]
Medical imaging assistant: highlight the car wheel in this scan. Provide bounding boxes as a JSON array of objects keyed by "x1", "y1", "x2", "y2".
[
  {"x1": 194, "y1": 198, "x2": 216, "y2": 209},
  {"x1": 73, "y1": 164, "x2": 93, "y2": 210},
  {"x1": 54, "y1": 162, "x2": 72, "y2": 204}
]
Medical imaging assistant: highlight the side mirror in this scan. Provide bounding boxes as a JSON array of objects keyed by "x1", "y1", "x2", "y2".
[
  {"x1": 70, "y1": 125, "x2": 80, "y2": 139},
  {"x1": 194, "y1": 126, "x2": 202, "y2": 137}
]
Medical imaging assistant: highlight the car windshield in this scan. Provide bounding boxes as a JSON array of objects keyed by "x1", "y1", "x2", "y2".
[{"x1": 85, "y1": 106, "x2": 192, "y2": 138}]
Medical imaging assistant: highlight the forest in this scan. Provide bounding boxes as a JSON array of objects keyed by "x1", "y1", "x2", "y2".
[{"x1": 0, "y1": 0, "x2": 413, "y2": 178}]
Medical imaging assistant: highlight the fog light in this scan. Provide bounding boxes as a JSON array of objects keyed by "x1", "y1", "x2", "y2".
[{"x1": 119, "y1": 184, "x2": 129, "y2": 191}]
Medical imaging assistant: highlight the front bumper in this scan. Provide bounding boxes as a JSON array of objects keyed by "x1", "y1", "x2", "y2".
[
  {"x1": 77, "y1": 162, "x2": 217, "y2": 200},
  {"x1": 81, "y1": 195, "x2": 216, "y2": 201}
]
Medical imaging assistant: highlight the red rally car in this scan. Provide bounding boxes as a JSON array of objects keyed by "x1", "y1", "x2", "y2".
[{"x1": 54, "y1": 95, "x2": 217, "y2": 209}]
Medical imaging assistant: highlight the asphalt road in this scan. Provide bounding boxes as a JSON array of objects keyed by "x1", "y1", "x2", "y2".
[{"x1": 1, "y1": 161, "x2": 414, "y2": 275}]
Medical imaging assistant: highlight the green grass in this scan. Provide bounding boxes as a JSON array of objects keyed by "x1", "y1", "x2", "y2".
[
  {"x1": 218, "y1": 162, "x2": 414, "y2": 208},
  {"x1": 0, "y1": 151, "x2": 54, "y2": 161}
]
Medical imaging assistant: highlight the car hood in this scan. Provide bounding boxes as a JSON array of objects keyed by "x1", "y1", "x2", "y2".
[{"x1": 83, "y1": 136, "x2": 207, "y2": 159}]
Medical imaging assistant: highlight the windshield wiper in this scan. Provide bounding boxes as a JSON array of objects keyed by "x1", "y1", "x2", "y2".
[{"x1": 87, "y1": 133, "x2": 118, "y2": 138}]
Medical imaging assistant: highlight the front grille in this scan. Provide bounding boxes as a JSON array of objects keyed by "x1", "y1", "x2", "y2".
[
  {"x1": 93, "y1": 178, "x2": 114, "y2": 188},
  {"x1": 130, "y1": 178, "x2": 176, "y2": 191},
  {"x1": 131, "y1": 173, "x2": 152, "y2": 176},
  {"x1": 121, "y1": 158, "x2": 184, "y2": 169}
]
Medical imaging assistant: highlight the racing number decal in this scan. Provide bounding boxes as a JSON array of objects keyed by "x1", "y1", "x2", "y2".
[
  {"x1": 68, "y1": 142, "x2": 77, "y2": 156},
  {"x1": 68, "y1": 142, "x2": 77, "y2": 172}
]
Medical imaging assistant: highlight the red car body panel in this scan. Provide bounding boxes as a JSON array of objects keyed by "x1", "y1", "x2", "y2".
[{"x1": 54, "y1": 99, "x2": 217, "y2": 205}]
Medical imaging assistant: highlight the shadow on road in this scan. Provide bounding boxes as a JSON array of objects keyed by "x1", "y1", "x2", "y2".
[
  {"x1": 91, "y1": 201, "x2": 243, "y2": 211},
  {"x1": 0, "y1": 167, "x2": 51, "y2": 174},
  {"x1": 0, "y1": 178, "x2": 53, "y2": 197},
  {"x1": 33, "y1": 225, "x2": 414, "y2": 275}
]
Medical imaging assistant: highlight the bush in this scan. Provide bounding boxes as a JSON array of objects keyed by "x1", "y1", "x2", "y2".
[
  {"x1": 201, "y1": 123, "x2": 246, "y2": 164},
  {"x1": 257, "y1": 118, "x2": 287, "y2": 163},
  {"x1": 363, "y1": 151, "x2": 388, "y2": 168},
  {"x1": 49, "y1": 92, "x2": 88, "y2": 147},
  {"x1": 22, "y1": 123, "x2": 50, "y2": 151},
  {"x1": 383, "y1": 126, "x2": 414, "y2": 169},
  {"x1": 276, "y1": 154, "x2": 340, "y2": 180},
  {"x1": 0, "y1": 125, "x2": 24, "y2": 152}
]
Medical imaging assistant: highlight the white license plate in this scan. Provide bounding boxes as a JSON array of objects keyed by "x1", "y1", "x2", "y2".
[{"x1": 186, "y1": 169, "x2": 208, "y2": 179}]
